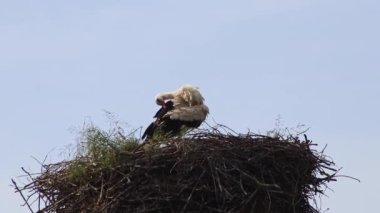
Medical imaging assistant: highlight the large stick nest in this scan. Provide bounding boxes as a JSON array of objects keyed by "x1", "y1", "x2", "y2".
[{"x1": 13, "y1": 130, "x2": 337, "y2": 213}]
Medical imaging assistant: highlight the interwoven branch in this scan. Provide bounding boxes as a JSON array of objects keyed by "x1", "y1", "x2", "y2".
[{"x1": 12, "y1": 131, "x2": 338, "y2": 213}]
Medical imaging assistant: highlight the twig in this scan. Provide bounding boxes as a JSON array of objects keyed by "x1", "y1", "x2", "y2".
[{"x1": 12, "y1": 179, "x2": 34, "y2": 213}]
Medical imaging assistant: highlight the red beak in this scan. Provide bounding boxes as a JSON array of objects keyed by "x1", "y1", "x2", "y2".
[{"x1": 158, "y1": 100, "x2": 166, "y2": 108}]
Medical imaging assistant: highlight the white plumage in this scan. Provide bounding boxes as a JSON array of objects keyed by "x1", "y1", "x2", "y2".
[
  {"x1": 166, "y1": 104, "x2": 209, "y2": 122},
  {"x1": 142, "y1": 85, "x2": 209, "y2": 139},
  {"x1": 155, "y1": 85, "x2": 206, "y2": 107}
]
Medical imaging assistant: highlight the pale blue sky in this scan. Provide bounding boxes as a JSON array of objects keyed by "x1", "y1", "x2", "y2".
[{"x1": 1, "y1": 0, "x2": 379, "y2": 212}]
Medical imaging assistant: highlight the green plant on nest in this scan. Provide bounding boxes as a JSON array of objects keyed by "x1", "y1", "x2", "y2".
[{"x1": 66, "y1": 124, "x2": 139, "y2": 183}]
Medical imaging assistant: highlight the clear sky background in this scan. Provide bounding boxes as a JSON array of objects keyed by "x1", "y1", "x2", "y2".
[{"x1": 1, "y1": 0, "x2": 379, "y2": 212}]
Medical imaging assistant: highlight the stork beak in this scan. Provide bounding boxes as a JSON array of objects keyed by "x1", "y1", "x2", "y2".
[{"x1": 158, "y1": 100, "x2": 166, "y2": 108}]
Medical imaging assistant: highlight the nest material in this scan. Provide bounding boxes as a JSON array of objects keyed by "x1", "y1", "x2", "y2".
[{"x1": 13, "y1": 132, "x2": 337, "y2": 213}]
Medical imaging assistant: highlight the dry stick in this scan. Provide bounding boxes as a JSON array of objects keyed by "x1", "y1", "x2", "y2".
[
  {"x1": 38, "y1": 192, "x2": 41, "y2": 213},
  {"x1": 334, "y1": 174, "x2": 360, "y2": 182},
  {"x1": 97, "y1": 178, "x2": 105, "y2": 205},
  {"x1": 239, "y1": 174, "x2": 248, "y2": 195},
  {"x1": 21, "y1": 167, "x2": 38, "y2": 178},
  {"x1": 233, "y1": 166, "x2": 281, "y2": 190},
  {"x1": 181, "y1": 170, "x2": 206, "y2": 213},
  {"x1": 12, "y1": 179, "x2": 34, "y2": 213}
]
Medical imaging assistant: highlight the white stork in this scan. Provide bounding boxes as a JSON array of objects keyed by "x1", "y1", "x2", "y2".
[{"x1": 142, "y1": 85, "x2": 209, "y2": 140}]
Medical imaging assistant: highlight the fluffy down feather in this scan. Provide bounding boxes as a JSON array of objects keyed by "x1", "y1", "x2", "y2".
[
  {"x1": 155, "y1": 85, "x2": 205, "y2": 107},
  {"x1": 165, "y1": 105, "x2": 209, "y2": 122}
]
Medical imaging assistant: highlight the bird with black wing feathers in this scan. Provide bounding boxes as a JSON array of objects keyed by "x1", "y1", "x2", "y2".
[{"x1": 142, "y1": 85, "x2": 209, "y2": 140}]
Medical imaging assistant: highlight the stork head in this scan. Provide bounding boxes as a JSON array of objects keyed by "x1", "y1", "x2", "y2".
[
  {"x1": 155, "y1": 92, "x2": 174, "y2": 108},
  {"x1": 155, "y1": 97, "x2": 166, "y2": 108}
]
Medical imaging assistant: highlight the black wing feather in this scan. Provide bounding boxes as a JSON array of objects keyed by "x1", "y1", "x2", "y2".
[{"x1": 142, "y1": 101, "x2": 174, "y2": 140}]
